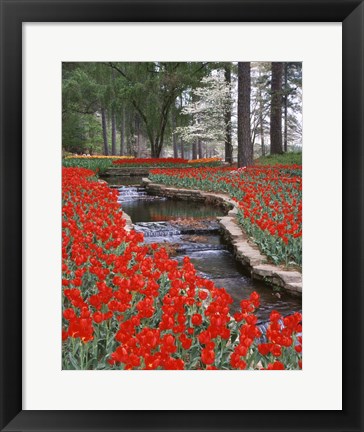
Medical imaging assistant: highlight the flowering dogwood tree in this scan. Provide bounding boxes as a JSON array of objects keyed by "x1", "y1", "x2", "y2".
[{"x1": 175, "y1": 71, "x2": 231, "y2": 149}]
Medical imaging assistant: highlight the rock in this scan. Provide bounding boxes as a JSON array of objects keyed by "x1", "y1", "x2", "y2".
[
  {"x1": 275, "y1": 270, "x2": 302, "y2": 285},
  {"x1": 287, "y1": 282, "x2": 303, "y2": 293},
  {"x1": 122, "y1": 211, "x2": 133, "y2": 231},
  {"x1": 252, "y1": 264, "x2": 277, "y2": 278},
  {"x1": 251, "y1": 264, "x2": 302, "y2": 294}
]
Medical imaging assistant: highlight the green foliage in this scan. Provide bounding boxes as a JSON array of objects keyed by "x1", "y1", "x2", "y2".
[
  {"x1": 255, "y1": 152, "x2": 302, "y2": 165},
  {"x1": 62, "y1": 158, "x2": 113, "y2": 174},
  {"x1": 62, "y1": 111, "x2": 103, "y2": 154},
  {"x1": 62, "y1": 63, "x2": 109, "y2": 153},
  {"x1": 108, "y1": 62, "x2": 213, "y2": 156},
  {"x1": 62, "y1": 62, "x2": 303, "y2": 159},
  {"x1": 62, "y1": 112, "x2": 87, "y2": 153}
]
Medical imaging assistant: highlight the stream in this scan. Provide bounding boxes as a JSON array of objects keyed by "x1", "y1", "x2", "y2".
[{"x1": 107, "y1": 178, "x2": 302, "y2": 324}]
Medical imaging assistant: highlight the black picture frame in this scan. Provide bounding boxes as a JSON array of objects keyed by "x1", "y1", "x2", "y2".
[{"x1": 0, "y1": 1, "x2": 363, "y2": 431}]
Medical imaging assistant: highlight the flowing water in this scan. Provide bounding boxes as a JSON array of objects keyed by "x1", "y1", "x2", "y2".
[{"x1": 106, "y1": 179, "x2": 302, "y2": 323}]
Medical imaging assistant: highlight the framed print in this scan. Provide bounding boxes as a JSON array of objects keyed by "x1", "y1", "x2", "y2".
[{"x1": 0, "y1": 0, "x2": 363, "y2": 431}]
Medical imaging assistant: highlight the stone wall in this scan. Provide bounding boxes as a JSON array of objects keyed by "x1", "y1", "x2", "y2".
[
  {"x1": 143, "y1": 178, "x2": 302, "y2": 296},
  {"x1": 143, "y1": 178, "x2": 234, "y2": 211},
  {"x1": 104, "y1": 167, "x2": 150, "y2": 176},
  {"x1": 104, "y1": 166, "x2": 198, "y2": 176}
]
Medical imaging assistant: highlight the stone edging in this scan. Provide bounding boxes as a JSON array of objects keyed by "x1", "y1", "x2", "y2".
[
  {"x1": 104, "y1": 167, "x2": 150, "y2": 176},
  {"x1": 143, "y1": 178, "x2": 302, "y2": 296},
  {"x1": 122, "y1": 212, "x2": 133, "y2": 232}
]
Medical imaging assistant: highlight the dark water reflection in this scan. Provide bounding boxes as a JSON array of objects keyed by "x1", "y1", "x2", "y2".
[{"x1": 121, "y1": 198, "x2": 226, "y2": 223}]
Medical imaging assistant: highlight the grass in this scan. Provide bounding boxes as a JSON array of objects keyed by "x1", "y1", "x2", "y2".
[
  {"x1": 255, "y1": 152, "x2": 302, "y2": 165},
  {"x1": 62, "y1": 158, "x2": 113, "y2": 173},
  {"x1": 62, "y1": 157, "x2": 224, "y2": 172}
]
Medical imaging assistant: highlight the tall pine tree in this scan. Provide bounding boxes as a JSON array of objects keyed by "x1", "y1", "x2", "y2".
[
  {"x1": 237, "y1": 62, "x2": 253, "y2": 167},
  {"x1": 270, "y1": 62, "x2": 284, "y2": 154}
]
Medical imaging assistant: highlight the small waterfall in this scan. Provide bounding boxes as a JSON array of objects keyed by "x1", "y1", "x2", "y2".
[{"x1": 117, "y1": 186, "x2": 164, "y2": 203}]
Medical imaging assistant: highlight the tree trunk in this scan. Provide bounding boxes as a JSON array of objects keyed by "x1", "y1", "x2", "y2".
[
  {"x1": 135, "y1": 115, "x2": 141, "y2": 157},
  {"x1": 237, "y1": 62, "x2": 252, "y2": 167},
  {"x1": 126, "y1": 110, "x2": 133, "y2": 156},
  {"x1": 180, "y1": 137, "x2": 184, "y2": 159},
  {"x1": 146, "y1": 88, "x2": 175, "y2": 158},
  {"x1": 224, "y1": 64, "x2": 233, "y2": 164},
  {"x1": 179, "y1": 94, "x2": 185, "y2": 159},
  {"x1": 270, "y1": 62, "x2": 284, "y2": 154},
  {"x1": 101, "y1": 107, "x2": 109, "y2": 156},
  {"x1": 192, "y1": 141, "x2": 198, "y2": 160},
  {"x1": 151, "y1": 146, "x2": 157, "y2": 158},
  {"x1": 120, "y1": 107, "x2": 125, "y2": 156},
  {"x1": 259, "y1": 88, "x2": 265, "y2": 157},
  {"x1": 172, "y1": 110, "x2": 178, "y2": 158},
  {"x1": 150, "y1": 112, "x2": 169, "y2": 158},
  {"x1": 260, "y1": 111, "x2": 265, "y2": 157},
  {"x1": 151, "y1": 138, "x2": 163, "y2": 158},
  {"x1": 111, "y1": 109, "x2": 117, "y2": 155},
  {"x1": 151, "y1": 139, "x2": 164, "y2": 158},
  {"x1": 283, "y1": 62, "x2": 288, "y2": 152},
  {"x1": 198, "y1": 138, "x2": 203, "y2": 159}
]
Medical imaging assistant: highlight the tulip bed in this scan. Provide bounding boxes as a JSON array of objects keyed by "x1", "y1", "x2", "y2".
[
  {"x1": 62, "y1": 167, "x2": 302, "y2": 370},
  {"x1": 149, "y1": 165, "x2": 302, "y2": 267},
  {"x1": 63, "y1": 157, "x2": 224, "y2": 174},
  {"x1": 112, "y1": 157, "x2": 223, "y2": 168},
  {"x1": 64, "y1": 155, "x2": 135, "y2": 159}
]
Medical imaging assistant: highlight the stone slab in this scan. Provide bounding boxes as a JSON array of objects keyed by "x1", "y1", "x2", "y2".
[{"x1": 122, "y1": 211, "x2": 133, "y2": 231}]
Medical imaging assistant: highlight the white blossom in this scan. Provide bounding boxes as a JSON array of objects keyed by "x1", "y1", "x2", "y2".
[{"x1": 175, "y1": 71, "x2": 231, "y2": 146}]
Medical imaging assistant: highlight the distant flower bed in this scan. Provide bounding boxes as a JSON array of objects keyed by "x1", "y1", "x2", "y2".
[
  {"x1": 65, "y1": 155, "x2": 135, "y2": 159},
  {"x1": 150, "y1": 165, "x2": 302, "y2": 267},
  {"x1": 188, "y1": 157, "x2": 222, "y2": 164},
  {"x1": 112, "y1": 158, "x2": 190, "y2": 167},
  {"x1": 112, "y1": 157, "x2": 223, "y2": 168},
  {"x1": 63, "y1": 156, "x2": 224, "y2": 170},
  {"x1": 62, "y1": 167, "x2": 302, "y2": 370}
]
